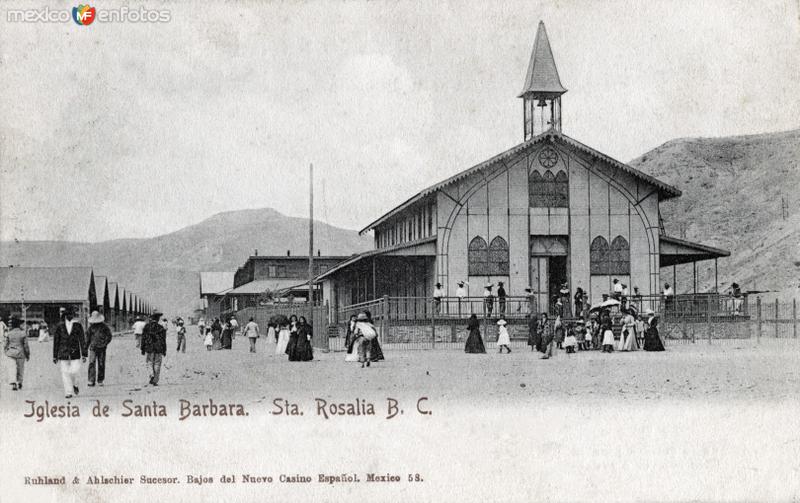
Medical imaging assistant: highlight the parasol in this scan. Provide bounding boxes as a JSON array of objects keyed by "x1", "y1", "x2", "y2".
[
  {"x1": 269, "y1": 314, "x2": 290, "y2": 327},
  {"x1": 589, "y1": 298, "x2": 620, "y2": 312}
]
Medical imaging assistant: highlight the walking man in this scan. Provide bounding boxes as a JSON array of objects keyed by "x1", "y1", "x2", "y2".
[
  {"x1": 86, "y1": 310, "x2": 112, "y2": 387},
  {"x1": 175, "y1": 318, "x2": 187, "y2": 353},
  {"x1": 141, "y1": 311, "x2": 167, "y2": 386},
  {"x1": 243, "y1": 317, "x2": 260, "y2": 353},
  {"x1": 52, "y1": 306, "x2": 87, "y2": 398}
]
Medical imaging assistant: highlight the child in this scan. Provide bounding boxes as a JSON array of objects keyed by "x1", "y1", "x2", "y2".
[
  {"x1": 564, "y1": 323, "x2": 577, "y2": 354},
  {"x1": 554, "y1": 316, "x2": 564, "y2": 349},
  {"x1": 496, "y1": 319, "x2": 511, "y2": 353},
  {"x1": 601, "y1": 321, "x2": 615, "y2": 353},
  {"x1": 636, "y1": 314, "x2": 647, "y2": 349},
  {"x1": 575, "y1": 321, "x2": 586, "y2": 350},
  {"x1": 203, "y1": 329, "x2": 213, "y2": 351}
]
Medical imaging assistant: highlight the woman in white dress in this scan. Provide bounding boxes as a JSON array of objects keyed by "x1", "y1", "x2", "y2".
[
  {"x1": 621, "y1": 309, "x2": 637, "y2": 351},
  {"x1": 496, "y1": 319, "x2": 511, "y2": 353},
  {"x1": 275, "y1": 323, "x2": 290, "y2": 355}
]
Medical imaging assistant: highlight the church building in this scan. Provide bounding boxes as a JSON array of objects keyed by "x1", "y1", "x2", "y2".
[{"x1": 317, "y1": 21, "x2": 728, "y2": 313}]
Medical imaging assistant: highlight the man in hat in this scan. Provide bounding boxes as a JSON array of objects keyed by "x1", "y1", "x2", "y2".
[
  {"x1": 86, "y1": 310, "x2": 112, "y2": 387},
  {"x1": 52, "y1": 306, "x2": 87, "y2": 398},
  {"x1": 141, "y1": 310, "x2": 167, "y2": 386},
  {"x1": 484, "y1": 283, "x2": 494, "y2": 317},
  {"x1": 497, "y1": 281, "x2": 507, "y2": 316},
  {"x1": 455, "y1": 281, "x2": 468, "y2": 316},
  {"x1": 432, "y1": 282, "x2": 444, "y2": 314}
]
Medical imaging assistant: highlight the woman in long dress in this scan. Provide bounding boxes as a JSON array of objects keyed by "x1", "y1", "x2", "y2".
[
  {"x1": 621, "y1": 309, "x2": 637, "y2": 351},
  {"x1": 285, "y1": 315, "x2": 299, "y2": 357},
  {"x1": 275, "y1": 322, "x2": 290, "y2": 355},
  {"x1": 526, "y1": 313, "x2": 539, "y2": 351},
  {"x1": 344, "y1": 315, "x2": 359, "y2": 362},
  {"x1": 354, "y1": 312, "x2": 377, "y2": 368},
  {"x1": 643, "y1": 311, "x2": 665, "y2": 351},
  {"x1": 289, "y1": 316, "x2": 314, "y2": 361},
  {"x1": 464, "y1": 314, "x2": 486, "y2": 353},
  {"x1": 211, "y1": 318, "x2": 222, "y2": 350},
  {"x1": 220, "y1": 321, "x2": 233, "y2": 349},
  {"x1": 364, "y1": 311, "x2": 384, "y2": 362},
  {"x1": 601, "y1": 319, "x2": 615, "y2": 353}
]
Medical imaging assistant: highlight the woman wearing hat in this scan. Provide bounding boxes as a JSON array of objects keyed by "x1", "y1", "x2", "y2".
[
  {"x1": 86, "y1": 310, "x2": 112, "y2": 387},
  {"x1": 496, "y1": 319, "x2": 511, "y2": 353},
  {"x1": 464, "y1": 314, "x2": 486, "y2": 353},
  {"x1": 354, "y1": 312, "x2": 378, "y2": 368},
  {"x1": 643, "y1": 309, "x2": 665, "y2": 351}
]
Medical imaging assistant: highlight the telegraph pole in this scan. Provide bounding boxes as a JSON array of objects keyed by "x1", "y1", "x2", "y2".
[{"x1": 308, "y1": 163, "x2": 315, "y2": 321}]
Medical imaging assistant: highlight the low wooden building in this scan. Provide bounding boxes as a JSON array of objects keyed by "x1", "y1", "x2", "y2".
[
  {"x1": 0, "y1": 266, "x2": 97, "y2": 327},
  {"x1": 225, "y1": 254, "x2": 348, "y2": 312},
  {"x1": 318, "y1": 21, "x2": 729, "y2": 314},
  {"x1": 199, "y1": 271, "x2": 235, "y2": 320}
]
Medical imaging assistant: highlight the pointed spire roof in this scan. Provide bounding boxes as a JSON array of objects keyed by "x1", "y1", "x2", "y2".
[{"x1": 519, "y1": 21, "x2": 566, "y2": 97}]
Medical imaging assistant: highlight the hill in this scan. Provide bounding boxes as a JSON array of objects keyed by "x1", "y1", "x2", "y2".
[
  {"x1": 0, "y1": 208, "x2": 372, "y2": 316},
  {"x1": 629, "y1": 128, "x2": 800, "y2": 298}
]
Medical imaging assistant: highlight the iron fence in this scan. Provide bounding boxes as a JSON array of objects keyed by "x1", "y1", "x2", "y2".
[{"x1": 236, "y1": 295, "x2": 794, "y2": 353}]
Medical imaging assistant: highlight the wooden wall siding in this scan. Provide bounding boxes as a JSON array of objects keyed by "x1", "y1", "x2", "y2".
[{"x1": 434, "y1": 139, "x2": 660, "y2": 304}]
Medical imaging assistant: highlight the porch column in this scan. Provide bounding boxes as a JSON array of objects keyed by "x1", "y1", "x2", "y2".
[
  {"x1": 693, "y1": 261, "x2": 697, "y2": 295},
  {"x1": 714, "y1": 258, "x2": 718, "y2": 293},
  {"x1": 372, "y1": 257, "x2": 377, "y2": 299}
]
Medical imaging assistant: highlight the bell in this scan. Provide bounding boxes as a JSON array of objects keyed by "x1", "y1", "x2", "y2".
[{"x1": 536, "y1": 98, "x2": 548, "y2": 108}]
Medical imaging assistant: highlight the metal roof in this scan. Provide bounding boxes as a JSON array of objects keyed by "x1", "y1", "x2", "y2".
[
  {"x1": 0, "y1": 266, "x2": 94, "y2": 303},
  {"x1": 226, "y1": 278, "x2": 310, "y2": 295},
  {"x1": 519, "y1": 21, "x2": 567, "y2": 97},
  {"x1": 199, "y1": 271, "x2": 236, "y2": 296},
  {"x1": 360, "y1": 132, "x2": 682, "y2": 234},
  {"x1": 659, "y1": 235, "x2": 730, "y2": 267}
]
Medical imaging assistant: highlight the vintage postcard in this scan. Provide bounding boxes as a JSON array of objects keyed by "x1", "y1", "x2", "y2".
[{"x1": 1, "y1": 1, "x2": 799, "y2": 501}]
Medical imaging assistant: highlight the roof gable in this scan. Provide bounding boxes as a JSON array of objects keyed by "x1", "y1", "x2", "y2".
[{"x1": 360, "y1": 132, "x2": 681, "y2": 234}]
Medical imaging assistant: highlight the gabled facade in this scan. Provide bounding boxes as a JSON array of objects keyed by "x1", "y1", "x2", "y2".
[{"x1": 317, "y1": 21, "x2": 728, "y2": 314}]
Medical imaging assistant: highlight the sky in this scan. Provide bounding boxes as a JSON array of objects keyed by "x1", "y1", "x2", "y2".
[{"x1": 1, "y1": 0, "x2": 798, "y2": 242}]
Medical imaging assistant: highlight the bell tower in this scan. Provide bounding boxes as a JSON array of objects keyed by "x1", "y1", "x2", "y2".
[{"x1": 520, "y1": 21, "x2": 566, "y2": 140}]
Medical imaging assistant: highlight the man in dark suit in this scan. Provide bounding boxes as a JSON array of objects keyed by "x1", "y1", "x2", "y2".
[
  {"x1": 52, "y1": 306, "x2": 87, "y2": 398},
  {"x1": 141, "y1": 311, "x2": 167, "y2": 386}
]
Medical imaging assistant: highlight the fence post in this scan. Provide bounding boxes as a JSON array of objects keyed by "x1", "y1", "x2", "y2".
[
  {"x1": 756, "y1": 297, "x2": 762, "y2": 343},
  {"x1": 382, "y1": 296, "x2": 389, "y2": 345},
  {"x1": 775, "y1": 299, "x2": 779, "y2": 338},
  {"x1": 431, "y1": 300, "x2": 436, "y2": 349},
  {"x1": 706, "y1": 295, "x2": 712, "y2": 344},
  {"x1": 794, "y1": 298, "x2": 797, "y2": 339}
]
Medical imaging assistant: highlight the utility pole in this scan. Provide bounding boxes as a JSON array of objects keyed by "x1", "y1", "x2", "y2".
[
  {"x1": 308, "y1": 163, "x2": 315, "y2": 323},
  {"x1": 20, "y1": 286, "x2": 28, "y2": 332}
]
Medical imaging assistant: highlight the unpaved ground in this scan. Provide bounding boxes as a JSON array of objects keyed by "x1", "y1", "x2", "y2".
[{"x1": 1, "y1": 330, "x2": 799, "y2": 502}]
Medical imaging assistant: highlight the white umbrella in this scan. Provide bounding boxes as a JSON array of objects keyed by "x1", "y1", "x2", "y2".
[{"x1": 590, "y1": 298, "x2": 620, "y2": 311}]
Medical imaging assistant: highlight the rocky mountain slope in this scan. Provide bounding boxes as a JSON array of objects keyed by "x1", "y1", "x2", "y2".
[
  {"x1": 630, "y1": 128, "x2": 800, "y2": 298},
  {"x1": 0, "y1": 208, "x2": 371, "y2": 315}
]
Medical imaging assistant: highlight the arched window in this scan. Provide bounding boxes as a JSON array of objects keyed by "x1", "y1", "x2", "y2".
[
  {"x1": 554, "y1": 170, "x2": 569, "y2": 206},
  {"x1": 609, "y1": 236, "x2": 630, "y2": 275},
  {"x1": 529, "y1": 169, "x2": 568, "y2": 207},
  {"x1": 488, "y1": 236, "x2": 510, "y2": 275},
  {"x1": 468, "y1": 236, "x2": 489, "y2": 276},
  {"x1": 590, "y1": 236, "x2": 610, "y2": 275}
]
